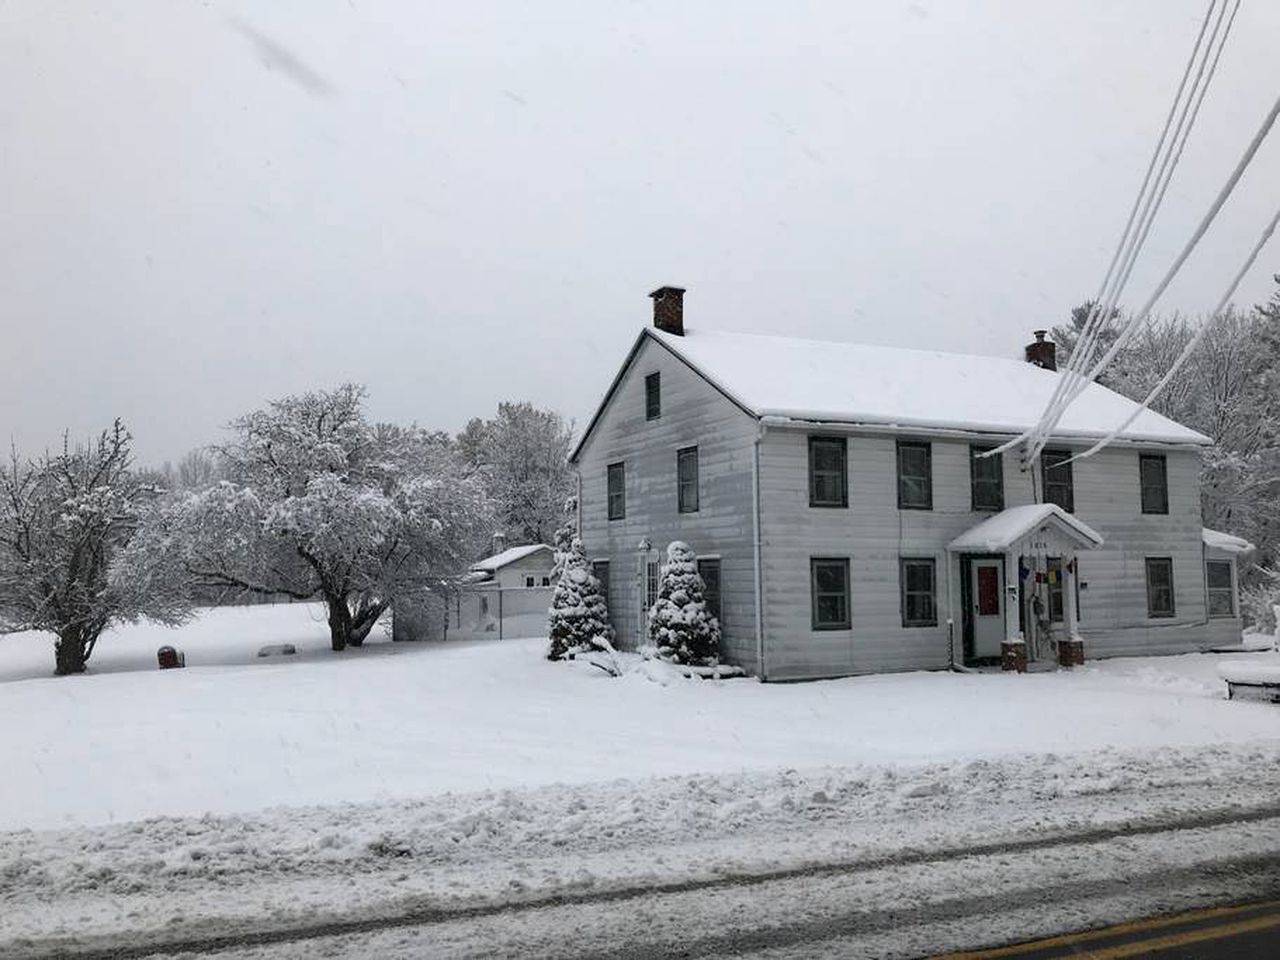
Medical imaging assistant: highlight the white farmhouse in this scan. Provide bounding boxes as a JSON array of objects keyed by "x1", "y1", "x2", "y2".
[{"x1": 570, "y1": 287, "x2": 1253, "y2": 680}]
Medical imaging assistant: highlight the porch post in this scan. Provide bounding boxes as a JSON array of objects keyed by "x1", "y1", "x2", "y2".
[
  {"x1": 1059, "y1": 555, "x2": 1085, "y2": 667},
  {"x1": 1000, "y1": 548, "x2": 1026, "y2": 673}
]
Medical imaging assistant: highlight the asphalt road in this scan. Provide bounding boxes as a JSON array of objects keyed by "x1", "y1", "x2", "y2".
[{"x1": 942, "y1": 899, "x2": 1280, "y2": 958}]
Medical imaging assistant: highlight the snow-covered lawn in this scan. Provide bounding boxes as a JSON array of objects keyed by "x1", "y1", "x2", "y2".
[{"x1": 2, "y1": 604, "x2": 1279, "y2": 832}]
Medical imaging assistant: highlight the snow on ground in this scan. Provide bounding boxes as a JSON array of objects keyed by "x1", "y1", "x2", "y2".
[
  {"x1": 2, "y1": 604, "x2": 1279, "y2": 832},
  {"x1": 4, "y1": 604, "x2": 1280, "y2": 954}
]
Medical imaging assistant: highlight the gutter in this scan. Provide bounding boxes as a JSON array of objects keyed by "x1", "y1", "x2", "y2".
[
  {"x1": 752, "y1": 421, "x2": 766, "y2": 681},
  {"x1": 756, "y1": 415, "x2": 1210, "y2": 451}
]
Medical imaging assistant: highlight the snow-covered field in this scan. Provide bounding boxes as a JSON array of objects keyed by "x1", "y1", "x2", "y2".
[
  {"x1": 2, "y1": 603, "x2": 1279, "y2": 832},
  {"x1": 4, "y1": 606, "x2": 1280, "y2": 956}
]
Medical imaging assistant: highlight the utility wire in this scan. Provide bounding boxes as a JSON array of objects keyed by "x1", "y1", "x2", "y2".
[
  {"x1": 1023, "y1": 0, "x2": 1238, "y2": 461},
  {"x1": 1065, "y1": 200, "x2": 1280, "y2": 465}
]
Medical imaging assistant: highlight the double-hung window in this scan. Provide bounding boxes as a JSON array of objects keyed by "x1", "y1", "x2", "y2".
[
  {"x1": 607, "y1": 462, "x2": 626, "y2": 520},
  {"x1": 677, "y1": 446, "x2": 699, "y2": 513},
  {"x1": 810, "y1": 558, "x2": 851, "y2": 630},
  {"x1": 897, "y1": 441, "x2": 932, "y2": 510},
  {"x1": 1206, "y1": 560, "x2": 1234, "y2": 617},
  {"x1": 970, "y1": 446, "x2": 1004, "y2": 511},
  {"x1": 808, "y1": 436, "x2": 847, "y2": 508},
  {"x1": 645, "y1": 372, "x2": 661, "y2": 420},
  {"x1": 1139, "y1": 454, "x2": 1169, "y2": 514},
  {"x1": 1041, "y1": 450, "x2": 1074, "y2": 513},
  {"x1": 1145, "y1": 557, "x2": 1175, "y2": 618},
  {"x1": 900, "y1": 558, "x2": 938, "y2": 627},
  {"x1": 697, "y1": 558, "x2": 722, "y2": 623}
]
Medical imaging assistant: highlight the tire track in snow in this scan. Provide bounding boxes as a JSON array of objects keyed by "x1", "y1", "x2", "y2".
[{"x1": 14, "y1": 801, "x2": 1280, "y2": 960}]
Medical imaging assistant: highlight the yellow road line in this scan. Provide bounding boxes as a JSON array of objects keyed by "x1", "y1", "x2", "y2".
[
  {"x1": 1078, "y1": 911, "x2": 1280, "y2": 958},
  {"x1": 935, "y1": 899, "x2": 1280, "y2": 958}
]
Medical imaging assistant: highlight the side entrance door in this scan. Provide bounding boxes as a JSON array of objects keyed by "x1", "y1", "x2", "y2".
[{"x1": 971, "y1": 558, "x2": 1005, "y2": 658}]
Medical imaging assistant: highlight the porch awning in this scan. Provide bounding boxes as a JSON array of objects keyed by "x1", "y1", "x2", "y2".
[{"x1": 948, "y1": 503, "x2": 1104, "y2": 553}]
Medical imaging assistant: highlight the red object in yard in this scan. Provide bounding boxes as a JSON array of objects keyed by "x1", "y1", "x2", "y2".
[{"x1": 157, "y1": 646, "x2": 185, "y2": 669}]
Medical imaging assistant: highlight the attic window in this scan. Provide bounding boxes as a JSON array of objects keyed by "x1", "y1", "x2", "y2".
[{"x1": 645, "y1": 372, "x2": 661, "y2": 421}]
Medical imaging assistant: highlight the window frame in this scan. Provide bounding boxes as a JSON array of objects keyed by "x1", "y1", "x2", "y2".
[
  {"x1": 899, "y1": 557, "x2": 938, "y2": 628},
  {"x1": 646, "y1": 559, "x2": 659, "y2": 611},
  {"x1": 645, "y1": 371, "x2": 661, "y2": 421},
  {"x1": 606, "y1": 462, "x2": 626, "y2": 520},
  {"x1": 896, "y1": 440, "x2": 933, "y2": 511},
  {"x1": 1205, "y1": 560, "x2": 1235, "y2": 618},
  {"x1": 1046, "y1": 556, "x2": 1065, "y2": 623},
  {"x1": 1041, "y1": 449, "x2": 1075, "y2": 513},
  {"x1": 1145, "y1": 556, "x2": 1176, "y2": 619},
  {"x1": 696, "y1": 557, "x2": 722, "y2": 624},
  {"x1": 525, "y1": 576, "x2": 535, "y2": 589},
  {"x1": 677, "y1": 445, "x2": 700, "y2": 514},
  {"x1": 591, "y1": 560, "x2": 610, "y2": 602},
  {"x1": 969, "y1": 445, "x2": 1004, "y2": 512},
  {"x1": 810, "y1": 557, "x2": 851, "y2": 631},
  {"x1": 1139, "y1": 453, "x2": 1169, "y2": 515},
  {"x1": 807, "y1": 436, "x2": 848, "y2": 508}
]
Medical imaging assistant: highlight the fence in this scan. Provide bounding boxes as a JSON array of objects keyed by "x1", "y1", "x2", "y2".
[{"x1": 392, "y1": 586, "x2": 553, "y2": 642}]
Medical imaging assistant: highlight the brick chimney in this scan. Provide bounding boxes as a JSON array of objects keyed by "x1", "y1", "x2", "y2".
[
  {"x1": 649, "y1": 286, "x2": 686, "y2": 336},
  {"x1": 1025, "y1": 330, "x2": 1057, "y2": 371},
  {"x1": 491, "y1": 531, "x2": 507, "y2": 556}
]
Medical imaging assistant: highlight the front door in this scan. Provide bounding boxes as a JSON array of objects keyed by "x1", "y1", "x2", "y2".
[{"x1": 971, "y1": 559, "x2": 1005, "y2": 658}]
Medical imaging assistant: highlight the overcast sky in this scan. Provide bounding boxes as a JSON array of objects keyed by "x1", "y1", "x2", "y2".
[{"x1": 2, "y1": 1, "x2": 1278, "y2": 465}]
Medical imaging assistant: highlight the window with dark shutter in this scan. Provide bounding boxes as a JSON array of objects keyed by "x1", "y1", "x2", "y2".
[
  {"x1": 899, "y1": 558, "x2": 937, "y2": 627},
  {"x1": 1206, "y1": 560, "x2": 1234, "y2": 617},
  {"x1": 897, "y1": 441, "x2": 932, "y2": 510},
  {"x1": 677, "y1": 446, "x2": 699, "y2": 513},
  {"x1": 1145, "y1": 557, "x2": 1175, "y2": 618},
  {"x1": 1041, "y1": 450, "x2": 1074, "y2": 513},
  {"x1": 1140, "y1": 454, "x2": 1168, "y2": 514},
  {"x1": 808, "y1": 437, "x2": 847, "y2": 508},
  {"x1": 696, "y1": 558, "x2": 722, "y2": 624},
  {"x1": 607, "y1": 462, "x2": 626, "y2": 520},
  {"x1": 810, "y1": 558, "x2": 851, "y2": 630},
  {"x1": 970, "y1": 446, "x2": 1004, "y2": 511},
  {"x1": 645, "y1": 372, "x2": 661, "y2": 421},
  {"x1": 591, "y1": 561, "x2": 610, "y2": 602}
]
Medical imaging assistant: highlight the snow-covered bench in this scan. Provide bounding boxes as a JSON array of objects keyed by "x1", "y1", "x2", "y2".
[{"x1": 1218, "y1": 662, "x2": 1280, "y2": 703}]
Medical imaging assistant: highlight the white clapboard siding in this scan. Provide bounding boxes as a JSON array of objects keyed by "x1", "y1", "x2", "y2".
[
  {"x1": 575, "y1": 335, "x2": 761, "y2": 670},
  {"x1": 756, "y1": 427, "x2": 1210, "y2": 680}
]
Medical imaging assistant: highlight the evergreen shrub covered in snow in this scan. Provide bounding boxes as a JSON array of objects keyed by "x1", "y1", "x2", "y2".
[
  {"x1": 648, "y1": 541, "x2": 720, "y2": 666},
  {"x1": 547, "y1": 537, "x2": 613, "y2": 660}
]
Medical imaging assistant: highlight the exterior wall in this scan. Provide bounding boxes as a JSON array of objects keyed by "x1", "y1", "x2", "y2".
[
  {"x1": 575, "y1": 334, "x2": 761, "y2": 670},
  {"x1": 1203, "y1": 544, "x2": 1246, "y2": 648},
  {"x1": 756, "y1": 427, "x2": 1210, "y2": 680},
  {"x1": 486, "y1": 550, "x2": 555, "y2": 591},
  {"x1": 1070, "y1": 447, "x2": 1208, "y2": 657}
]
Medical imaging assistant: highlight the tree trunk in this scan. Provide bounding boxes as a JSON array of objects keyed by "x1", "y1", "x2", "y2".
[
  {"x1": 348, "y1": 602, "x2": 386, "y2": 647},
  {"x1": 326, "y1": 597, "x2": 350, "y2": 652},
  {"x1": 54, "y1": 628, "x2": 89, "y2": 675}
]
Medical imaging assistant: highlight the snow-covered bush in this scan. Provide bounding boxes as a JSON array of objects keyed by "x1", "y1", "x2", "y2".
[
  {"x1": 547, "y1": 537, "x2": 612, "y2": 660},
  {"x1": 647, "y1": 541, "x2": 720, "y2": 666},
  {"x1": 1241, "y1": 568, "x2": 1280, "y2": 634}
]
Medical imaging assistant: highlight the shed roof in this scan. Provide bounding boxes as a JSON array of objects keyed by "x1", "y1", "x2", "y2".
[
  {"x1": 470, "y1": 543, "x2": 553, "y2": 573},
  {"x1": 1202, "y1": 528, "x2": 1256, "y2": 556}
]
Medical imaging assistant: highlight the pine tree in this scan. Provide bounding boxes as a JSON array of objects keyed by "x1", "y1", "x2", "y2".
[
  {"x1": 547, "y1": 537, "x2": 613, "y2": 660},
  {"x1": 647, "y1": 541, "x2": 720, "y2": 666},
  {"x1": 549, "y1": 495, "x2": 578, "y2": 584}
]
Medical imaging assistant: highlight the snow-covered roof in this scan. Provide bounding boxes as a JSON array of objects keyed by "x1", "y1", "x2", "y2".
[
  {"x1": 470, "y1": 543, "x2": 553, "y2": 573},
  {"x1": 651, "y1": 328, "x2": 1211, "y2": 446},
  {"x1": 948, "y1": 504, "x2": 1104, "y2": 553},
  {"x1": 1202, "y1": 528, "x2": 1256, "y2": 556}
]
